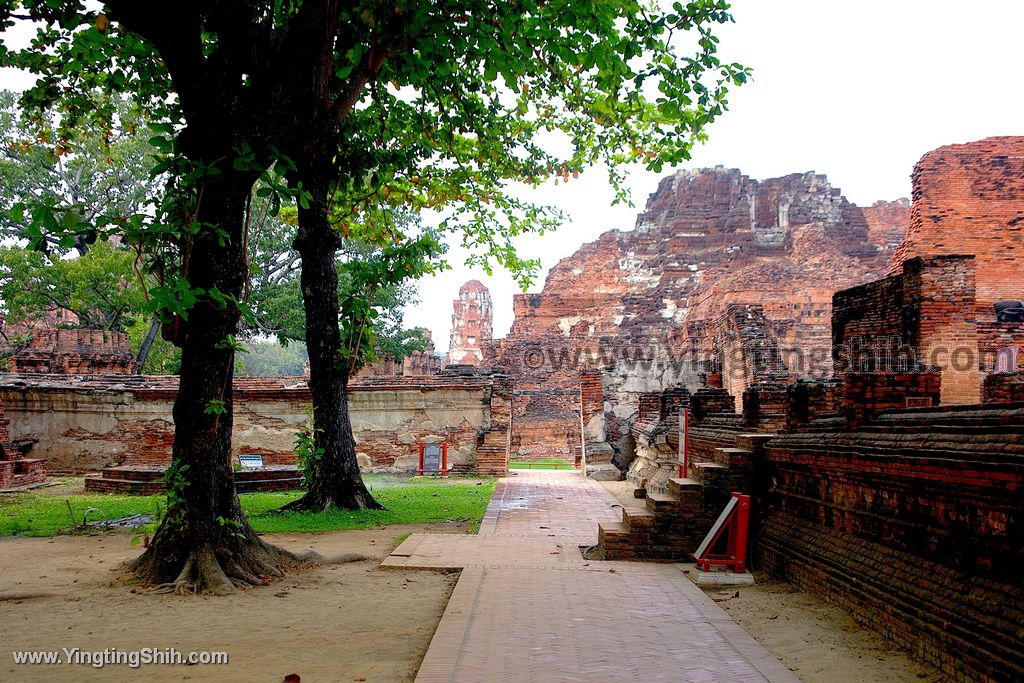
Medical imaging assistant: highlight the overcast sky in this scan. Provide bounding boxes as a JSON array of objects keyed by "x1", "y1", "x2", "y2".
[
  {"x1": 2, "y1": 2, "x2": 1020, "y2": 352},
  {"x1": 407, "y1": 0, "x2": 1024, "y2": 351}
]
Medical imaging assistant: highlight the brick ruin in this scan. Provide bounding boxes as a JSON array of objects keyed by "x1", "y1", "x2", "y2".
[
  {"x1": 6, "y1": 328, "x2": 138, "y2": 374},
  {"x1": 0, "y1": 366, "x2": 512, "y2": 490},
  {"x1": 890, "y1": 137, "x2": 1024, "y2": 314},
  {"x1": 355, "y1": 328, "x2": 443, "y2": 378},
  {"x1": 447, "y1": 279, "x2": 493, "y2": 366},
  {"x1": 582, "y1": 138, "x2": 1024, "y2": 682},
  {"x1": 486, "y1": 167, "x2": 909, "y2": 465},
  {"x1": 0, "y1": 408, "x2": 46, "y2": 489}
]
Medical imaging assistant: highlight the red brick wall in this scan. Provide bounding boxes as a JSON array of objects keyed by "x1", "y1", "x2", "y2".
[
  {"x1": 983, "y1": 372, "x2": 1024, "y2": 404},
  {"x1": 0, "y1": 372, "x2": 511, "y2": 474},
  {"x1": 890, "y1": 136, "x2": 1024, "y2": 318},
  {"x1": 8, "y1": 328, "x2": 138, "y2": 374},
  {"x1": 839, "y1": 370, "x2": 942, "y2": 427},
  {"x1": 758, "y1": 405, "x2": 1024, "y2": 682},
  {"x1": 834, "y1": 255, "x2": 980, "y2": 404}
]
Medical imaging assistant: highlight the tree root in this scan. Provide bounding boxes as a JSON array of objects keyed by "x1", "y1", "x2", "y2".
[{"x1": 121, "y1": 537, "x2": 324, "y2": 596}]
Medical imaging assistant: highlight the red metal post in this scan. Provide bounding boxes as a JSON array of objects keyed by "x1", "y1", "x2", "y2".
[
  {"x1": 442, "y1": 442, "x2": 448, "y2": 478},
  {"x1": 678, "y1": 408, "x2": 689, "y2": 478},
  {"x1": 417, "y1": 442, "x2": 425, "y2": 476}
]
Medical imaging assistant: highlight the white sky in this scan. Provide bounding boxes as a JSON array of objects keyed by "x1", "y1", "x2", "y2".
[
  {"x1": 2, "y1": 1, "x2": 1021, "y2": 352},
  {"x1": 407, "y1": 0, "x2": 1024, "y2": 351}
]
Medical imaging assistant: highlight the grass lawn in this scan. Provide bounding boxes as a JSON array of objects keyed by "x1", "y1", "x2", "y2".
[
  {"x1": 508, "y1": 457, "x2": 575, "y2": 470},
  {"x1": 0, "y1": 475, "x2": 496, "y2": 538}
]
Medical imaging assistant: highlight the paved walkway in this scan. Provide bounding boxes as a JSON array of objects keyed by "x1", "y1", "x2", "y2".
[{"x1": 385, "y1": 470, "x2": 797, "y2": 682}]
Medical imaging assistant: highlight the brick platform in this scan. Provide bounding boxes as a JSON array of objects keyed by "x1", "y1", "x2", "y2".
[{"x1": 84, "y1": 465, "x2": 304, "y2": 494}]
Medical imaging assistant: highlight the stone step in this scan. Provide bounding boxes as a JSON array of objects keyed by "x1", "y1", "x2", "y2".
[
  {"x1": 713, "y1": 447, "x2": 753, "y2": 467},
  {"x1": 585, "y1": 462, "x2": 621, "y2": 481},
  {"x1": 622, "y1": 507, "x2": 656, "y2": 529},
  {"x1": 690, "y1": 461, "x2": 728, "y2": 484},
  {"x1": 668, "y1": 477, "x2": 704, "y2": 500}
]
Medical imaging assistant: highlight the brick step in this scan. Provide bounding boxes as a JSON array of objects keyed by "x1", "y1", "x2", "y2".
[
  {"x1": 713, "y1": 447, "x2": 753, "y2": 467},
  {"x1": 645, "y1": 492, "x2": 681, "y2": 513},
  {"x1": 13, "y1": 458, "x2": 46, "y2": 475},
  {"x1": 873, "y1": 409, "x2": 1024, "y2": 427},
  {"x1": 734, "y1": 434, "x2": 775, "y2": 450},
  {"x1": 598, "y1": 520, "x2": 628, "y2": 542},
  {"x1": 84, "y1": 476, "x2": 165, "y2": 495},
  {"x1": 856, "y1": 424, "x2": 1024, "y2": 435},
  {"x1": 690, "y1": 461, "x2": 728, "y2": 484},
  {"x1": 102, "y1": 466, "x2": 165, "y2": 482},
  {"x1": 622, "y1": 507, "x2": 656, "y2": 529},
  {"x1": 668, "y1": 476, "x2": 704, "y2": 500}
]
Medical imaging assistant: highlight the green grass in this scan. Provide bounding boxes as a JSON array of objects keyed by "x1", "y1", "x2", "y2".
[
  {"x1": 0, "y1": 476, "x2": 495, "y2": 538},
  {"x1": 508, "y1": 457, "x2": 575, "y2": 470}
]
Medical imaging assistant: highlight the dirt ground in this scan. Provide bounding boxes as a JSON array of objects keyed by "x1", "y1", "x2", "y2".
[
  {"x1": 1, "y1": 523, "x2": 466, "y2": 683},
  {"x1": 598, "y1": 479, "x2": 946, "y2": 682}
]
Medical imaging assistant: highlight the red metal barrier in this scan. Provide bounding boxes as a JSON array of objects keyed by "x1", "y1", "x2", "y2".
[{"x1": 693, "y1": 492, "x2": 751, "y2": 573}]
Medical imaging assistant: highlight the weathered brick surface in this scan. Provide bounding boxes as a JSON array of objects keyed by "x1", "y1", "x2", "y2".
[
  {"x1": 0, "y1": 369, "x2": 511, "y2": 475},
  {"x1": 890, "y1": 136, "x2": 1024, "y2": 317},
  {"x1": 983, "y1": 372, "x2": 1024, "y2": 404},
  {"x1": 0, "y1": 409, "x2": 46, "y2": 489},
  {"x1": 447, "y1": 280, "x2": 493, "y2": 366},
  {"x1": 834, "y1": 255, "x2": 981, "y2": 404},
  {"x1": 488, "y1": 167, "x2": 906, "y2": 461},
  {"x1": 8, "y1": 328, "x2": 138, "y2": 374},
  {"x1": 759, "y1": 404, "x2": 1024, "y2": 682}
]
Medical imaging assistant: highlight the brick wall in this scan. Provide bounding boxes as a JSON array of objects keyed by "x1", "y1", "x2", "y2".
[
  {"x1": 0, "y1": 370, "x2": 511, "y2": 474},
  {"x1": 890, "y1": 136, "x2": 1024, "y2": 317},
  {"x1": 757, "y1": 404, "x2": 1024, "y2": 682},
  {"x1": 983, "y1": 372, "x2": 1024, "y2": 404},
  {"x1": 8, "y1": 328, "x2": 138, "y2": 374},
  {"x1": 839, "y1": 370, "x2": 942, "y2": 427},
  {"x1": 834, "y1": 255, "x2": 980, "y2": 404}
]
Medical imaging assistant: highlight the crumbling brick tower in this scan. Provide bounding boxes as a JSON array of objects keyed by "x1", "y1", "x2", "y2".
[{"x1": 448, "y1": 280, "x2": 493, "y2": 366}]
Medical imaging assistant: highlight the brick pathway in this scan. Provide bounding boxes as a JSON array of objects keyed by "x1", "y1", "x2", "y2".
[{"x1": 386, "y1": 470, "x2": 797, "y2": 682}]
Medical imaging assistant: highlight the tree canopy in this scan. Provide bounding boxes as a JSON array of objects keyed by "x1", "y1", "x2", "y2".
[{"x1": 0, "y1": 0, "x2": 747, "y2": 593}]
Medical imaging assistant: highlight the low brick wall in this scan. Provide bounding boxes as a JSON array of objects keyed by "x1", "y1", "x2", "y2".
[
  {"x1": 757, "y1": 404, "x2": 1024, "y2": 682},
  {"x1": 983, "y1": 372, "x2": 1024, "y2": 404},
  {"x1": 0, "y1": 370, "x2": 511, "y2": 474}
]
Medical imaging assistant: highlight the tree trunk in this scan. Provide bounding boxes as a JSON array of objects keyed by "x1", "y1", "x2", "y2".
[
  {"x1": 122, "y1": 173, "x2": 317, "y2": 594},
  {"x1": 283, "y1": 172, "x2": 381, "y2": 511},
  {"x1": 135, "y1": 315, "x2": 161, "y2": 372}
]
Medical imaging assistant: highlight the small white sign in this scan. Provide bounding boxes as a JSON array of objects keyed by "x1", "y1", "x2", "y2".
[{"x1": 238, "y1": 454, "x2": 264, "y2": 469}]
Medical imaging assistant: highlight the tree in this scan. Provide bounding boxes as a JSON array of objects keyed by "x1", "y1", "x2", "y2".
[
  {"x1": 283, "y1": 228, "x2": 442, "y2": 510},
  {"x1": 0, "y1": 90, "x2": 158, "y2": 256},
  {"x1": 0, "y1": 89, "x2": 173, "y2": 367},
  {"x1": 0, "y1": 239, "x2": 145, "y2": 329},
  {"x1": 0, "y1": 0, "x2": 746, "y2": 592}
]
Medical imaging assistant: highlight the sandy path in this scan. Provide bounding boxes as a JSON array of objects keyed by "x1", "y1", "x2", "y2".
[{"x1": 1, "y1": 524, "x2": 465, "y2": 682}]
